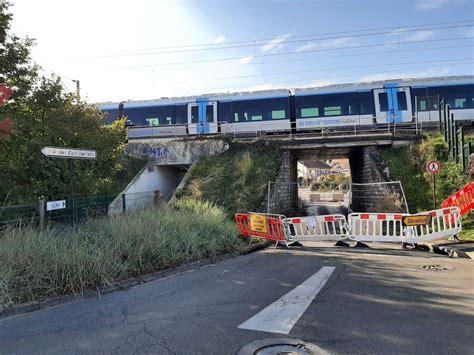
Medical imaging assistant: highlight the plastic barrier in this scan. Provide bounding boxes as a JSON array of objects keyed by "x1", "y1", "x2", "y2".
[
  {"x1": 441, "y1": 183, "x2": 473, "y2": 218},
  {"x1": 286, "y1": 215, "x2": 348, "y2": 241},
  {"x1": 234, "y1": 213, "x2": 289, "y2": 248},
  {"x1": 348, "y1": 212, "x2": 405, "y2": 242},
  {"x1": 404, "y1": 207, "x2": 462, "y2": 243}
]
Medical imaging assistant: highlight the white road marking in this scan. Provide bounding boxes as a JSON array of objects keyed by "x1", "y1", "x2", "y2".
[{"x1": 238, "y1": 266, "x2": 336, "y2": 334}]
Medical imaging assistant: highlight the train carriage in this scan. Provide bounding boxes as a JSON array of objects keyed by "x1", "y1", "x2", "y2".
[{"x1": 99, "y1": 75, "x2": 474, "y2": 139}]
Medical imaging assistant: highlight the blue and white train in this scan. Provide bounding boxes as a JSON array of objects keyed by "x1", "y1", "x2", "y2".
[{"x1": 100, "y1": 76, "x2": 474, "y2": 139}]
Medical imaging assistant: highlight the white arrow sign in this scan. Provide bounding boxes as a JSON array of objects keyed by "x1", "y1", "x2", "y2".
[
  {"x1": 41, "y1": 146, "x2": 97, "y2": 160},
  {"x1": 46, "y1": 200, "x2": 66, "y2": 211}
]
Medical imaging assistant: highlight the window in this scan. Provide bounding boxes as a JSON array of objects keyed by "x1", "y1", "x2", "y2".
[
  {"x1": 396, "y1": 91, "x2": 408, "y2": 110},
  {"x1": 145, "y1": 106, "x2": 175, "y2": 125},
  {"x1": 296, "y1": 95, "x2": 321, "y2": 118},
  {"x1": 378, "y1": 93, "x2": 389, "y2": 112},
  {"x1": 206, "y1": 105, "x2": 214, "y2": 122},
  {"x1": 218, "y1": 102, "x2": 232, "y2": 123},
  {"x1": 191, "y1": 106, "x2": 198, "y2": 123},
  {"x1": 301, "y1": 108, "x2": 319, "y2": 117},
  {"x1": 175, "y1": 105, "x2": 188, "y2": 124},
  {"x1": 272, "y1": 110, "x2": 286, "y2": 119},
  {"x1": 232, "y1": 98, "x2": 289, "y2": 122},
  {"x1": 359, "y1": 92, "x2": 374, "y2": 115},
  {"x1": 323, "y1": 96, "x2": 343, "y2": 116},
  {"x1": 455, "y1": 98, "x2": 467, "y2": 109},
  {"x1": 146, "y1": 118, "x2": 160, "y2": 126},
  {"x1": 342, "y1": 93, "x2": 360, "y2": 115}
]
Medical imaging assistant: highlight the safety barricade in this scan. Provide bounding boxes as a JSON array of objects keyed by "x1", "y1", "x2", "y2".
[
  {"x1": 404, "y1": 207, "x2": 462, "y2": 243},
  {"x1": 441, "y1": 183, "x2": 473, "y2": 218},
  {"x1": 348, "y1": 212, "x2": 405, "y2": 242},
  {"x1": 234, "y1": 213, "x2": 289, "y2": 248},
  {"x1": 286, "y1": 215, "x2": 347, "y2": 241}
]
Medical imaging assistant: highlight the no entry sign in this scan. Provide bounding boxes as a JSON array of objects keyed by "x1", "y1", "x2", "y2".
[{"x1": 426, "y1": 160, "x2": 441, "y2": 174}]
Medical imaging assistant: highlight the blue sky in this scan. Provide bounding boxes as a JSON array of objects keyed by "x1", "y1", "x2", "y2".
[{"x1": 9, "y1": 0, "x2": 474, "y2": 102}]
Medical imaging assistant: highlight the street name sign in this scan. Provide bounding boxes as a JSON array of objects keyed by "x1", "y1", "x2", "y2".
[
  {"x1": 46, "y1": 200, "x2": 66, "y2": 211},
  {"x1": 250, "y1": 214, "x2": 268, "y2": 233},
  {"x1": 41, "y1": 146, "x2": 97, "y2": 160},
  {"x1": 402, "y1": 214, "x2": 432, "y2": 227}
]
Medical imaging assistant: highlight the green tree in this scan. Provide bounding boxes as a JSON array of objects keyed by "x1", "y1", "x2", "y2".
[{"x1": 0, "y1": 3, "x2": 142, "y2": 203}]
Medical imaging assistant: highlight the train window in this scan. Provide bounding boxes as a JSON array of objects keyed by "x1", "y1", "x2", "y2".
[
  {"x1": 175, "y1": 105, "x2": 188, "y2": 124},
  {"x1": 206, "y1": 105, "x2": 214, "y2": 122},
  {"x1": 378, "y1": 93, "x2": 389, "y2": 112},
  {"x1": 146, "y1": 118, "x2": 160, "y2": 126},
  {"x1": 272, "y1": 110, "x2": 286, "y2": 119},
  {"x1": 359, "y1": 92, "x2": 374, "y2": 115},
  {"x1": 455, "y1": 98, "x2": 467, "y2": 109},
  {"x1": 301, "y1": 108, "x2": 319, "y2": 117},
  {"x1": 343, "y1": 94, "x2": 359, "y2": 115},
  {"x1": 218, "y1": 102, "x2": 232, "y2": 123},
  {"x1": 323, "y1": 96, "x2": 342, "y2": 116},
  {"x1": 396, "y1": 92, "x2": 407, "y2": 110},
  {"x1": 191, "y1": 106, "x2": 198, "y2": 123}
]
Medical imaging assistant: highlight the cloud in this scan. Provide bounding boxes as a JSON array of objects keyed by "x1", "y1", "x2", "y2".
[
  {"x1": 213, "y1": 35, "x2": 226, "y2": 44},
  {"x1": 293, "y1": 37, "x2": 354, "y2": 52},
  {"x1": 260, "y1": 33, "x2": 291, "y2": 53},
  {"x1": 415, "y1": 0, "x2": 463, "y2": 10},
  {"x1": 240, "y1": 55, "x2": 255, "y2": 64},
  {"x1": 406, "y1": 30, "x2": 434, "y2": 41}
]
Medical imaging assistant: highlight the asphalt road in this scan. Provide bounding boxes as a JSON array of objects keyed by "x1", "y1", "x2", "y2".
[{"x1": 1, "y1": 242, "x2": 473, "y2": 354}]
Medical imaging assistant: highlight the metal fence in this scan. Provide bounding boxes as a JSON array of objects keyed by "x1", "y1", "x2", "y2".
[
  {"x1": 0, "y1": 190, "x2": 173, "y2": 228},
  {"x1": 350, "y1": 181, "x2": 409, "y2": 214}
]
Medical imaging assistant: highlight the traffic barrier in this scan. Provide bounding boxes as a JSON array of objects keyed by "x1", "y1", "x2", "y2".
[
  {"x1": 286, "y1": 215, "x2": 347, "y2": 241},
  {"x1": 234, "y1": 213, "x2": 289, "y2": 248},
  {"x1": 348, "y1": 212, "x2": 405, "y2": 242},
  {"x1": 404, "y1": 207, "x2": 462, "y2": 243},
  {"x1": 441, "y1": 183, "x2": 473, "y2": 218}
]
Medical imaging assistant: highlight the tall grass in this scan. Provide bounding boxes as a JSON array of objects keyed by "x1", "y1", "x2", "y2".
[{"x1": 0, "y1": 206, "x2": 239, "y2": 311}]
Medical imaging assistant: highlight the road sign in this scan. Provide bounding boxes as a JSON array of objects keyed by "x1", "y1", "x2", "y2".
[
  {"x1": 402, "y1": 214, "x2": 432, "y2": 227},
  {"x1": 250, "y1": 214, "x2": 268, "y2": 233},
  {"x1": 46, "y1": 200, "x2": 66, "y2": 211},
  {"x1": 426, "y1": 160, "x2": 441, "y2": 174},
  {"x1": 41, "y1": 146, "x2": 97, "y2": 160}
]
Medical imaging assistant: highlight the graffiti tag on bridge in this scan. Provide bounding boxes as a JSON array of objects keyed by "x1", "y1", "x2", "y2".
[{"x1": 141, "y1": 146, "x2": 166, "y2": 158}]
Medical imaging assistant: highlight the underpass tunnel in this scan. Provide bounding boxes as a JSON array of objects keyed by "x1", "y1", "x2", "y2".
[{"x1": 293, "y1": 149, "x2": 352, "y2": 217}]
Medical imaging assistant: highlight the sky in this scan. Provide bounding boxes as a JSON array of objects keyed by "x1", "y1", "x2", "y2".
[{"x1": 8, "y1": 0, "x2": 474, "y2": 103}]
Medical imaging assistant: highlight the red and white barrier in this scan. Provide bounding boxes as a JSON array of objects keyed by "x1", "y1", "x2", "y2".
[
  {"x1": 235, "y1": 207, "x2": 463, "y2": 249},
  {"x1": 441, "y1": 183, "x2": 473, "y2": 218},
  {"x1": 286, "y1": 215, "x2": 347, "y2": 241},
  {"x1": 404, "y1": 207, "x2": 462, "y2": 243},
  {"x1": 348, "y1": 212, "x2": 405, "y2": 242}
]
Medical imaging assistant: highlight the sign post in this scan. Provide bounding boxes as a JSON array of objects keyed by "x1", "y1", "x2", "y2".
[
  {"x1": 41, "y1": 146, "x2": 97, "y2": 226},
  {"x1": 426, "y1": 160, "x2": 441, "y2": 209}
]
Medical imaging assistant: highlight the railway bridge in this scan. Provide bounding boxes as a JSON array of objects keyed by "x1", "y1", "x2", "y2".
[{"x1": 108, "y1": 128, "x2": 421, "y2": 215}]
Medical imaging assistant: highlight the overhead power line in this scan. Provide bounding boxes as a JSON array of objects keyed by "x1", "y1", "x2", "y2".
[
  {"x1": 74, "y1": 22, "x2": 474, "y2": 59},
  {"x1": 115, "y1": 36, "x2": 474, "y2": 70}
]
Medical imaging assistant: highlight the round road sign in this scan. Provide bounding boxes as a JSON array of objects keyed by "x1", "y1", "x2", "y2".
[{"x1": 426, "y1": 160, "x2": 441, "y2": 174}]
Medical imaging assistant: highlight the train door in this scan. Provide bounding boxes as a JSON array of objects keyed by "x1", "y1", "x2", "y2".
[
  {"x1": 187, "y1": 99, "x2": 218, "y2": 134},
  {"x1": 374, "y1": 85, "x2": 412, "y2": 123}
]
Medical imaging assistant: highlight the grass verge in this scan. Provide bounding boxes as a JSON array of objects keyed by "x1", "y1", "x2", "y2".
[
  {"x1": 0, "y1": 204, "x2": 240, "y2": 311},
  {"x1": 459, "y1": 219, "x2": 474, "y2": 241}
]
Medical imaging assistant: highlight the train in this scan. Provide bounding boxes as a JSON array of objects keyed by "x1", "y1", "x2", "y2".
[{"x1": 100, "y1": 76, "x2": 474, "y2": 139}]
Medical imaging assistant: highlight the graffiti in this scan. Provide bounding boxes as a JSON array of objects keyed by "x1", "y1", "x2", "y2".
[{"x1": 141, "y1": 146, "x2": 166, "y2": 158}]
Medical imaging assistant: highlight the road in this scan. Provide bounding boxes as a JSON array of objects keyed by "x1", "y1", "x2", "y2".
[{"x1": 1, "y1": 243, "x2": 473, "y2": 354}]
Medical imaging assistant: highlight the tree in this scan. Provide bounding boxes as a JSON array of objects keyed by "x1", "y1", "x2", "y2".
[{"x1": 0, "y1": 3, "x2": 142, "y2": 203}]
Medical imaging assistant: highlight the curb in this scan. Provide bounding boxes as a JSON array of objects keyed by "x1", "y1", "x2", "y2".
[
  {"x1": 0, "y1": 241, "x2": 270, "y2": 319},
  {"x1": 414, "y1": 239, "x2": 473, "y2": 259}
]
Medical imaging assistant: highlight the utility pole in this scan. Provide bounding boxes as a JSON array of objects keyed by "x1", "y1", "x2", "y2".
[{"x1": 72, "y1": 79, "x2": 80, "y2": 101}]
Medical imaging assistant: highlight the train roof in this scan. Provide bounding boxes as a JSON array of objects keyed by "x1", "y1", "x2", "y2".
[{"x1": 97, "y1": 75, "x2": 474, "y2": 108}]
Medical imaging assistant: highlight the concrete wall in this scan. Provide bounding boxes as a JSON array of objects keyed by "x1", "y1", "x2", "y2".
[
  {"x1": 109, "y1": 163, "x2": 185, "y2": 215},
  {"x1": 125, "y1": 139, "x2": 229, "y2": 165}
]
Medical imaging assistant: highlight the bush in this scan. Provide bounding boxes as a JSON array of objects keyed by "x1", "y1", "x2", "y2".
[{"x1": 0, "y1": 206, "x2": 240, "y2": 310}]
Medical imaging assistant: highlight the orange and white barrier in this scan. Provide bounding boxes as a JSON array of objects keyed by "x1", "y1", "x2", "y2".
[
  {"x1": 404, "y1": 207, "x2": 462, "y2": 243},
  {"x1": 234, "y1": 213, "x2": 289, "y2": 248},
  {"x1": 348, "y1": 212, "x2": 405, "y2": 242},
  {"x1": 286, "y1": 215, "x2": 348, "y2": 241}
]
